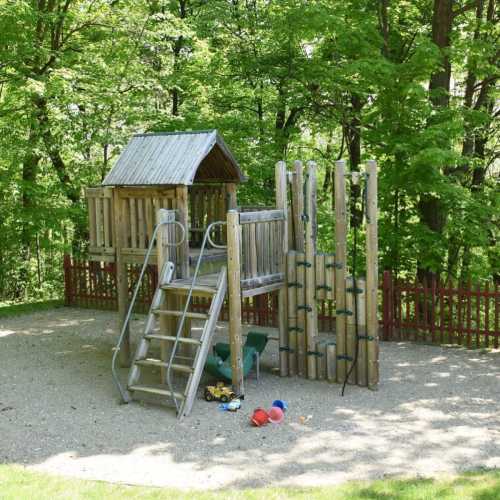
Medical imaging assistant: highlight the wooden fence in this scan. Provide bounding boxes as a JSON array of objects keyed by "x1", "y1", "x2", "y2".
[
  {"x1": 63, "y1": 257, "x2": 498, "y2": 349},
  {"x1": 381, "y1": 270, "x2": 499, "y2": 348}
]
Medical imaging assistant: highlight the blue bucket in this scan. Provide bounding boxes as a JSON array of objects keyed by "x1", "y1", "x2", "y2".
[{"x1": 271, "y1": 399, "x2": 288, "y2": 412}]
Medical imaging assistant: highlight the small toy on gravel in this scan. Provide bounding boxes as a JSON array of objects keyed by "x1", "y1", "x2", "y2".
[{"x1": 204, "y1": 382, "x2": 236, "y2": 403}]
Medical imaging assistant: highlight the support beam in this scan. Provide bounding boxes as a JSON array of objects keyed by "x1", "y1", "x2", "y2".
[
  {"x1": 365, "y1": 160, "x2": 379, "y2": 389},
  {"x1": 305, "y1": 161, "x2": 318, "y2": 379},
  {"x1": 335, "y1": 160, "x2": 348, "y2": 383},
  {"x1": 113, "y1": 188, "x2": 130, "y2": 366},
  {"x1": 275, "y1": 160, "x2": 289, "y2": 377},
  {"x1": 227, "y1": 210, "x2": 244, "y2": 395},
  {"x1": 175, "y1": 185, "x2": 189, "y2": 279}
]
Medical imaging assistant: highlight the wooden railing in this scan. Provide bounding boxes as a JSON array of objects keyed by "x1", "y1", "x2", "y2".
[
  {"x1": 238, "y1": 209, "x2": 286, "y2": 291},
  {"x1": 86, "y1": 187, "x2": 115, "y2": 259}
]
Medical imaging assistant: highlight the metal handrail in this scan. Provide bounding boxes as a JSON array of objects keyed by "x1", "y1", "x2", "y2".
[
  {"x1": 166, "y1": 221, "x2": 227, "y2": 414},
  {"x1": 111, "y1": 219, "x2": 186, "y2": 403}
]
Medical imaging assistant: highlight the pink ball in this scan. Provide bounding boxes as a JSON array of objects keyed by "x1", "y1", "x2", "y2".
[{"x1": 268, "y1": 406, "x2": 284, "y2": 424}]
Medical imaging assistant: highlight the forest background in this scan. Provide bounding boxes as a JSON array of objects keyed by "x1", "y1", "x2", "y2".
[{"x1": 0, "y1": 0, "x2": 497, "y2": 301}]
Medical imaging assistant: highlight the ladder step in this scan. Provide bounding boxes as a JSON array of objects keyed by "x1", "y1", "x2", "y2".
[
  {"x1": 135, "y1": 358, "x2": 194, "y2": 374},
  {"x1": 162, "y1": 284, "x2": 217, "y2": 295},
  {"x1": 152, "y1": 309, "x2": 209, "y2": 320},
  {"x1": 144, "y1": 334, "x2": 202, "y2": 345},
  {"x1": 129, "y1": 385, "x2": 185, "y2": 400}
]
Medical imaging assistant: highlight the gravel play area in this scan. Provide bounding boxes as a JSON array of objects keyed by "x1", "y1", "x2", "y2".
[{"x1": 1, "y1": 307, "x2": 499, "y2": 489}]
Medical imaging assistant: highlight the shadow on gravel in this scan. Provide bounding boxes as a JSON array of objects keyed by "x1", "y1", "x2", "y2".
[{"x1": 0, "y1": 308, "x2": 499, "y2": 489}]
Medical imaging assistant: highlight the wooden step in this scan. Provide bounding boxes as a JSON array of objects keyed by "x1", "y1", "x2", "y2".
[
  {"x1": 135, "y1": 358, "x2": 194, "y2": 374},
  {"x1": 129, "y1": 385, "x2": 185, "y2": 400},
  {"x1": 162, "y1": 283, "x2": 217, "y2": 295},
  {"x1": 144, "y1": 333, "x2": 202, "y2": 345},
  {"x1": 152, "y1": 309, "x2": 209, "y2": 320}
]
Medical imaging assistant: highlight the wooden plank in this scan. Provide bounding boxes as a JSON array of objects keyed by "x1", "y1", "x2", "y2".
[
  {"x1": 137, "y1": 198, "x2": 146, "y2": 248},
  {"x1": 305, "y1": 161, "x2": 318, "y2": 380},
  {"x1": 316, "y1": 253, "x2": 326, "y2": 300},
  {"x1": 241, "y1": 282, "x2": 283, "y2": 298},
  {"x1": 249, "y1": 223, "x2": 257, "y2": 278},
  {"x1": 85, "y1": 186, "x2": 113, "y2": 198},
  {"x1": 103, "y1": 198, "x2": 111, "y2": 248},
  {"x1": 95, "y1": 197, "x2": 103, "y2": 247},
  {"x1": 227, "y1": 210, "x2": 244, "y2": 395},
  {"x1": 325, "y1": 254, "x2": 335, "y2": 301},
  {"x1": 287, "y1": 251, "x2": 297, "y2": 376},
  {"x1": 335, "y1": 160, "x2": 348, "y2": 384},
  {"x1": 88, "y1": 196, "x2": 97, "y2": 247},
  {"x1": 365, "y1": 160, "x2": 379, "y2": 389},
  {"x1": 276, "y1": 160, "x2": 289, "y2": 377},
  {"x1": 239, "y1": 209, "x2": 286, "y2": 224},
  {"x1": 145, "y1": 197, "x2": 154, "y2": 244},
  {"x1": 129, "y1": 198, "x2": 137, "y2": 248}
]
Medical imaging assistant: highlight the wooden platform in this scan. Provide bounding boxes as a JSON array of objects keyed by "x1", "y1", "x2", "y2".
[{"x1": 168, "y1": 272, "x2": 284, "y2": 298}]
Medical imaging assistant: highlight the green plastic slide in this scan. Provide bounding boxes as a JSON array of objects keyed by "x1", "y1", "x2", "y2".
[{"x1": 204, "y1": 332, "x2": 269, "y2": 382}]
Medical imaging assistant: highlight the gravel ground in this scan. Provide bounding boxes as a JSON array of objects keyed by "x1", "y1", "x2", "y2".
[{"x1": 1, "y1": 307, "x2": 499, "y2": 490}]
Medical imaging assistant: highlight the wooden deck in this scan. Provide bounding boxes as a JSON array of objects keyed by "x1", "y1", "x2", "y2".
[{"x1": 169, "y1": 272, "x2": 284, "y2": 298}]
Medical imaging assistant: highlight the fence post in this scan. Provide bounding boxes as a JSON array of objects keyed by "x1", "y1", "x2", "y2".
[{"x1": 63, "y1": 254, "x2": 73, "y2": 306}]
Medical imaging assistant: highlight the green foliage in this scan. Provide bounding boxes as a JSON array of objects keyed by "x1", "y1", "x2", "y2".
[{"x1": 0, "y1": 0, "x2": 498, "y2": 301}]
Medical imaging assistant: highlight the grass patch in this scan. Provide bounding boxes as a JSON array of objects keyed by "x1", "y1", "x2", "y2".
[
  {"x1": 0, "y1": 299, "x2": 64, "y2": 319},
  {"x1": 0, "y1": 465, "x2": 498, "y2": 499}
]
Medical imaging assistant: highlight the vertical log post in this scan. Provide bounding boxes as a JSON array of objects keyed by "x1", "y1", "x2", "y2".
[
  {"x1": 365, "y1": 160, "x2": 379, "y2": 389},
  {"x1": 292, "y1": 160, "x2": 305, "y2": 252},
  {"x1": 276, "y1": 161, "x2": 289, "y2": 377},
  {"x1": 227, "y1": 210, "x2": 244, "y2": 395},
  {"x1": 335, "y1": 160, "x2": 348, "y2": 383},
  {"x1": 296, "y1": 251, "x2": 307, "y2": 376},
  {"x1": 305, "y1": 161, "x2": 318, "y2": 379},
  {"x1": 287, "y1": 251, "x2": 298, "y2": 376},
  {"x1": 113, "y1": 188, "x2": 130, "y2": 366}
]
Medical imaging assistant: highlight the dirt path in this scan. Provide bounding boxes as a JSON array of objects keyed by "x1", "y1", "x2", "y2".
[{"x1": 1, "y1": 308, "x2": 499, "y2": 489}]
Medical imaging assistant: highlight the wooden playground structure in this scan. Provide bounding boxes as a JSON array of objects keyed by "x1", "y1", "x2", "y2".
[{"x1": 84, "y1": 130, "x2": 379, "y2": 417}]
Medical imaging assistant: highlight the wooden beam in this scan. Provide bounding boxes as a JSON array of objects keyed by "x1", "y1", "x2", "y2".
[
  {"x1": 227, "y1": 210, "x2": 244, "y2": 395},
  {"x1": 292, "y1": 160, "x2": 305, "y2": 252},
  {"x1": 365, "y1": 160, "x2": 379, "y2": 389},
  {"x1": 276, "y1": 160, "x2": 289, "y2": 377},
  {"x1": 239, "y1": 209, "x2": 285, "y2": 224},
  {"x1": 113, "y1": 189, "x2": 130, "y2": 366},
  {"x1": 175, "y1": 185, "x2": 190, "y2": 279},
  {"x1": 305, "y1": 161, "x2": 318, "y2": 380},
  {"x1": 335, "y1": 160, "x2": 348, "y2": 383}
]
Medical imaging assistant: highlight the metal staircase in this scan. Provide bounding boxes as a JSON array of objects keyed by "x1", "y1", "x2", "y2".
[{"x1": 111, "y1": 215, "x2": 227, "y2": 419}]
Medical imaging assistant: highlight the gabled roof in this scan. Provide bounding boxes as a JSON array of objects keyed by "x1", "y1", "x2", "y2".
[{"x1": 102, "y1": 130, "x2": 245, "y2": 186}]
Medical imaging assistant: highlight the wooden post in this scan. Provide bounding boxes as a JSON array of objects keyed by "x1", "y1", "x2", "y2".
[
  {"x1": 226, "y1": 183, "x2": 237, "y2": 210},
  {"x1": 113, "y1": 188, "x2": 130, "y2": 366},
  {"x1": 296, "y1": 251, "x2": 307, "y2": 377},
  {"x1": 175, "y1": 185, "x2": 189, "y2": 279},
  {"x1": 356, "y1": 278, "x2": 367, "y2": 387},
  {"x1": 227, "y1": 210, "x2": 244, "y2": 395},
  {"x1": 326, "y1": 342, "x2": 337, "y2": 382},
  {"x1": 276, "y1": 161, "x2": 289, "y2": 376},
  {"x1": 157, "y1": 209, "x2": 176, "y2": 380},
  {"x1": 365, "y1": 160, "x2": 379, "y2": 389},
  {"x1": 292, "y1": 160, "x2": 305, "y2": 252},
  {"x1": 286, "y1": 251, "x2": 298, "y2": 376},
  {"x1": 335, "y1": 160, "x2": 348, "y2": 383},
  {"x1": 305, "y1": 161, "x2": 318, "y2": 379}
]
